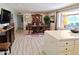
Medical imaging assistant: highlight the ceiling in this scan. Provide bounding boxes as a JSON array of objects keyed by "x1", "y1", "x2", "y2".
[{"x1": 3, "y1": 3, "x2": 75, "y2": 13}]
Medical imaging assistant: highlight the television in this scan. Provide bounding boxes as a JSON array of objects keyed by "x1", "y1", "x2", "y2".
[{"x1": 0, "y1": 8, "x2": 11, "y2": 24}]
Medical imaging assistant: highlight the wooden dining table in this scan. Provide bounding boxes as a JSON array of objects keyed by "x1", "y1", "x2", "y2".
[{"x1": 27, "y1": 24, "x2": 47, "y2": 33}]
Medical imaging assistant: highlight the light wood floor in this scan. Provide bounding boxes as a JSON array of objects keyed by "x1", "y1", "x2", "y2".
[
  {"x1": 11, "y1": 30, "x2": 45, "y2": 55},
  {"x1": 0, "y1": 30, "x2": 46, "y2": 55},
  {"x1": 2, "y1": 30, "x2": 45, "y2": 55}
]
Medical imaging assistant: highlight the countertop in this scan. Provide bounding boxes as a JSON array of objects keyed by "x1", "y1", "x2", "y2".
[{"x1": 45, "y1": 30, "x2": 79, "y2": 41}]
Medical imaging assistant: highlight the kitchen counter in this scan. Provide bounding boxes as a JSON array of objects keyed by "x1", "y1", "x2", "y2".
[
  {"x1": 43, "y1": 30, "x2": 79, "y2": 55},
  {"x1": 45, "y1": 30, "x2": 79, "y2": 41}
]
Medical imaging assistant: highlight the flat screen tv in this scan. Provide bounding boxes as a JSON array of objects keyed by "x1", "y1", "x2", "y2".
[{"x1": 0, "y1": 8, "x2": 11, "y2": 24}]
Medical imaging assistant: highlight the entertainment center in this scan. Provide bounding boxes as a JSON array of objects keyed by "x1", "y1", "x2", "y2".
[{"x1": 0, "y1": 8, "x2": 15, "y2": 55}]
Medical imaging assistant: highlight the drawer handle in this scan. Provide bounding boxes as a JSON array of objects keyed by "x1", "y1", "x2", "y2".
[
  {"x1": 66, "y1": 42, "x2": 68, "y2": 45},
  {"x1": 65, "y1": 48, "x2": 67, "y2": 50}
]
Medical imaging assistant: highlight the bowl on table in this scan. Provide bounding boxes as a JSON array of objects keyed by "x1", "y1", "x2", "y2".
[{"x1": 71, "y1": 29, "x2": 79, "y2": 33}]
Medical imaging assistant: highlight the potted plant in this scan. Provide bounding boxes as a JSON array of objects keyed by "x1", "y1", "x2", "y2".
[{"x1": 44, "y1": 15, "x2": 50, "y2": 29}]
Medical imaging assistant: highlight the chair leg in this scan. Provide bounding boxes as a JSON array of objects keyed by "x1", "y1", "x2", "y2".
[{"x1": 4, "y1": 51, "x2": 7, "y2": 55}]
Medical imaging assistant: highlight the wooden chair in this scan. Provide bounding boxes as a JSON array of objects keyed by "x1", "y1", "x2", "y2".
[
  {"x1": 0, "y1": 42, "x2": 11, "y2": 55},
  {"x1": 0, "y1": 31, "x2": 11, "y2": 55}
]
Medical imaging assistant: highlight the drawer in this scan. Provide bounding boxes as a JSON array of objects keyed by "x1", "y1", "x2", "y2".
[
  {"x1": 57, "y1": 46, "x2": 74, "y2": 53},
  {"x1": 57, "y1": 46, "x2": 74, "y2": 55},
  {"x1": 57, "y1": 40, "x2": 74, "y2": 47}
]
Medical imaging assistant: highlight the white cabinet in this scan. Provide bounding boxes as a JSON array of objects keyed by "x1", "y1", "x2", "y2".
[
  {"x1": 50, "y1": 23, "x2": 55, "y2": 30},
  {"x1": 43, "y1": 30, "x2": 79, "y2": 55},
  {"x1": 57, "y1": 40, "x2": 74, "y2": 47},
  {"x1": 57, "y1": 41, "x2": 74, "y2": 55},
  {"x1": 57, "y1": 45, "x2": 74, "y2": 55},
  {"x1": 74, "y1": 40, "x2": 79, "y2": 55},
  {"x1": 44, "y1": 40, "x2": 74, "y2": 55}
]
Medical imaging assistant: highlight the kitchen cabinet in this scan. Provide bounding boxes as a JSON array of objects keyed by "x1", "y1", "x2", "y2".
[{"x1": 43, "y1": 30, "x2": 79, "y2": 55}]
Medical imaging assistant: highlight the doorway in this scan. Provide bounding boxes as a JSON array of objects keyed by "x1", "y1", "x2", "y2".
[{"x1": 17, "y1": 15, "x2": 23, "y2": 30}]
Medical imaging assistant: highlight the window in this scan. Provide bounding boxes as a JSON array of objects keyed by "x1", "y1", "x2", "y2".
[{"x1": 63, "y1": 14, "x2": 79, "y2": 29}]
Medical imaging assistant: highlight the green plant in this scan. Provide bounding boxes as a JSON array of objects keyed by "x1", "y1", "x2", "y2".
[
  {"x1": 44, "y1": 16, "x2": 50, "y2": 29},
  {"x1": 44, "y1": 16, "x2": 50, "y2": 24}
]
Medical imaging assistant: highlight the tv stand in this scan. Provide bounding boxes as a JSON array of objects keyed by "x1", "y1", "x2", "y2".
[
  {"x1": 0, "y1": 23, "x2": 9, "y2": 28},
  {"x1": 0, "y1": 26, "x2": 15, "y2": 45}
]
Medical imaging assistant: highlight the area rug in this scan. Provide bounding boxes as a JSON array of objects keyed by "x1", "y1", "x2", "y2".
[{"x1": 25, "y1": 33, "x2": 44, "y2": 35}]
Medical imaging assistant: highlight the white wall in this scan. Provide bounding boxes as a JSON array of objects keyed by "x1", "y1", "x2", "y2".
[
  {"x1": 23, "y1": 13, "x2": 32, "y2": 30},
  {"x1": 48, "y1": 12, "x2": 56, "y2": 30},
  {"x1": 0, "y1": 4, "x2": 18, "y2": 31},
  {"x1": 56, "y1": 6, "x2": 79, "y2": 30},
  {"x1": 61, "y1": 8, "x2": 79, "y2": 15}
]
